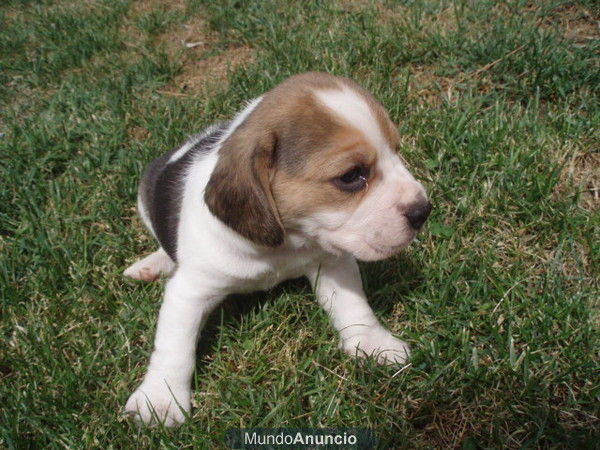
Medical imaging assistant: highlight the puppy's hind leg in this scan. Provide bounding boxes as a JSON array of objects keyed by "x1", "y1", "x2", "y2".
[
  {"x1": 125, "y1": 270, "x2": 224, "y2": 426},
  {"x1": 123, "y1": 248, "x2": 175, "y2": 282}
]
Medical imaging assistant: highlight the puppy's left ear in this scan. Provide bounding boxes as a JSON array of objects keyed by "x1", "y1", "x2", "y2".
[{"x1": 204, "y1": 130, "x2": 284, "y2": 247}]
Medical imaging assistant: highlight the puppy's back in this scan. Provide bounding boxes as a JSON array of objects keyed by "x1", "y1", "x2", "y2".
[{"x1": 138, "y1": 122, "x2": 230, "y2": 261}]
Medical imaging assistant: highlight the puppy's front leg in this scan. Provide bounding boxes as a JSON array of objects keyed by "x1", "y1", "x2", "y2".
[
  {"x1": 307, "y1": 254, "x2": 410, "y2": 365},
  {"x1": 125, "y1": 270, "x2": 222, "y2": 426}
]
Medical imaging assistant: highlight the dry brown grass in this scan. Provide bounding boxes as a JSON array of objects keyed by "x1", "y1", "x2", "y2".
[
  {"x1": 127, "y1": 125, "x2": 151, "y2": 141},
  {"x1": 413, "y1": 403, "x2": 484, "y2": 449},
  {"x1": 116, "y1": 0, "x2": 255, "y2": 144},
  {"x1": 545, "y1": 3, "x2": 600, "y2": 45},
  {"x1": 553, "y1": 142, "x2": 600, "y2": 211},
  {"x1": 125, "y1": 0, "x2": 256, "y2": 96},
  {"x1": 119, "y1": 0, "x2": 188, "y2": 55},
  {"x1": 394, "y1": 2, "x2": 599, "y2": 107},
  {"x1": 408, "y1": 40, "x2": 527, "y2": 106},
  {"x1": 161, "y1": 44, "x2": 255, "y2": 96},
  {"x1": 376, "y1": 2, "x2": 458, "y2": 33},
  {"x1": 408, "y1": 65, "x2": 458, "y2": 106},
  {"x1": 129, "y1": 0, "x2": 187, "y2": 16}
]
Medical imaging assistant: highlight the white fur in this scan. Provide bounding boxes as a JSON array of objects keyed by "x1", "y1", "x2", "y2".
[
  {"x1": 316, "y1": 86, "x2": 388, "y2": 150},
  {"x1": 123, "y1": 248, "x2": 175, "y2": 281},
  {"x1": 167, "y1": 123, "x2": 222, "y2": 164},
  {"x1": 167, "y1": 137, "x2": 196, "y2": 164},
  {"x1": 137, "y1": 191, "x2": 154, "y2": 239},
  {"x1": 124, "y1": 88, "x2": 425, "y2": 426}
]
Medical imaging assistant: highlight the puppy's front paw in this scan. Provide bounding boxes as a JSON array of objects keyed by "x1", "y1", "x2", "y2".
[
  {"x1": 124, "y1": 381, "x2": 190, "y2": 427},
  {"x1": 341, "y1": 326, "x2": 410, "y2": 365}
]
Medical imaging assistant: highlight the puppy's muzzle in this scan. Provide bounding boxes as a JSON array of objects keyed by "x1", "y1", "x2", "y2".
[{"x1": 405, "y1": 201, "x2": 432, "y2": 229}]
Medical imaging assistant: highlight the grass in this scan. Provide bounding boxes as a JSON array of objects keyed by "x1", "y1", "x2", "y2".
[{"x1": 1, "y1": 0, "x2": 598, "y2": 447}]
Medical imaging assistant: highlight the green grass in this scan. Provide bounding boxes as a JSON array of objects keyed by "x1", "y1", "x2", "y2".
[{"x1": 1, "y1": 0, "x2": 598, "y2": 447}]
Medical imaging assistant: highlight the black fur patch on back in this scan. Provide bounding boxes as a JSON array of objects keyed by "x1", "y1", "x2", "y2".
[{"x1": 140, "y1": 123, "x2": 229, "y2": 261}]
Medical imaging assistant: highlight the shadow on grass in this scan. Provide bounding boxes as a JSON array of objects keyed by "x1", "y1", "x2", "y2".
[
  {"x1": 194, "y1": 277, "x2": 309, "y2": 364},
  {"x1": 194, "y1": 252, "x2": 426, "y2": 366},
  {"x1": 362, "y1": 253, "x2": 426, "y2": 315}
]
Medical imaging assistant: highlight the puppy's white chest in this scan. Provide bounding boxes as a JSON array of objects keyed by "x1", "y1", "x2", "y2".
[{"x1": 221, "y1": 250, "x2": 321, "y2": 294}]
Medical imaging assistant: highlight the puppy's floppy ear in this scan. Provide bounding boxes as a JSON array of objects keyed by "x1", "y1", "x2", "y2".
[{"x1": 204, "y1": 129, "x2": 284, "y2": 247}]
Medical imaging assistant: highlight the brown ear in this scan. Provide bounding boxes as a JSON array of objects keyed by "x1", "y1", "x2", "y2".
[{"x1": 204, "y1": 130, "x2": 284, "y2": 247}]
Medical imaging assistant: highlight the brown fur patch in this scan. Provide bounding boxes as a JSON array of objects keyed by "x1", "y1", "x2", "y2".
[
  {"x1": 273, "y1": 133, "x2": 378, "y2": 226},
  {"x1": 205, "y1": 72, "x2": 391, "y2": 244},
  {"x1": 353, "y1": 86, "x2": 400, "y2": 149},
  {"x1": 205, "y1": 130, "x2": 284, "y2": 247}
]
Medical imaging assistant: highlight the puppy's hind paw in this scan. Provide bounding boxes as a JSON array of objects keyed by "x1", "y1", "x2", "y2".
[{"x1": 123, "y1": 249, "x2": 175, "y2": 282}]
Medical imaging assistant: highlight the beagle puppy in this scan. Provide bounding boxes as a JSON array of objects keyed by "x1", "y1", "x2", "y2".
[{"x1": 124, "y1": 72, "x2": 431, "y2": 426}]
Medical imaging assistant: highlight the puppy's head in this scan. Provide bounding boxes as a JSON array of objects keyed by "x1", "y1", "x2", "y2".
[{"x1": 205, "y1": 72, "x2": 431, "y2": 261}]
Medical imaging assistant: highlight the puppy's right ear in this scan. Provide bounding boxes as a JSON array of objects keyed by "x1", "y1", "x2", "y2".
[{"x1": 204, "y1": 129, "x2": 284, "y2": 247}]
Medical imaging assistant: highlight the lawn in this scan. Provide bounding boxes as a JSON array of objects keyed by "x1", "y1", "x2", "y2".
[{"x1": 1, "y1": 0, "x2": 598, "y2": 448}]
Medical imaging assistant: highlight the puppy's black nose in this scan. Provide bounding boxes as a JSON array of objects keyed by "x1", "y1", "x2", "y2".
[{"x1": 405, "y1": 201, "x2": 432, "y2": 229}]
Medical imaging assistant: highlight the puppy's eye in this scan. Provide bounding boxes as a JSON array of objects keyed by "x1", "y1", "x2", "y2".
[{"x1": 334, "y1": 166, "x2": 370, "y2": 192}]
